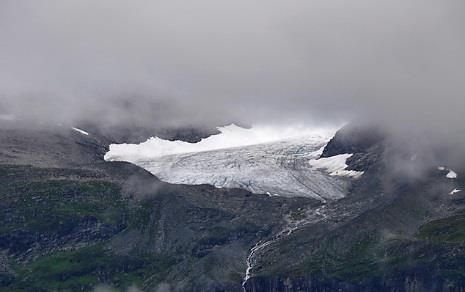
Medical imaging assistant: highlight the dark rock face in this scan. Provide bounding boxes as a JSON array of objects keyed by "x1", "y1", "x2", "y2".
[
  {"x1": 0, "y1": 123, "x2": 110, "y2": 167},
  {"x1": 80, "y1": 122, "x2": 222, "y2": 144},
  {"x1": 321, "y1": 123, "x2": 385, "y2": 172},
  {"x1": 321, "y1": 124, "x2": 385, "y2": 158}
]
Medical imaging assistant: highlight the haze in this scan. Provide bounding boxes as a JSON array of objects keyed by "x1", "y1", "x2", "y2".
[{"x1": 1, "y1": 0, "x2": 464, "y2": 137}]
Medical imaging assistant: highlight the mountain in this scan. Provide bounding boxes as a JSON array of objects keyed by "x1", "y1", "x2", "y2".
[
  {"x1": 245, "y1": 125, "x2": 465, "y2": 291},
  {"x1": 0, "y1": 122, "x2": 317, "y2": 291},
  {"x1": 1, "y1": 121, "x2": 465, "y2": 291}
]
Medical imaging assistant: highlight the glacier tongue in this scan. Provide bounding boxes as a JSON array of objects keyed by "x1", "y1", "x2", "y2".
[{"x1": 105, "y1": 124, "x2": 354, "y2": 201}]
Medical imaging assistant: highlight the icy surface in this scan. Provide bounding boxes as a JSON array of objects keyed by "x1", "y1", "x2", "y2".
[
  {"x1": 71, "y1": 127, "x2": 89, "y2": 136},
  {"x1": 308, "y1": 154, "x2": 364, "y2": 178},
  {"x1": 105, "y1": 124, "x2": 356, "y2": 200}
]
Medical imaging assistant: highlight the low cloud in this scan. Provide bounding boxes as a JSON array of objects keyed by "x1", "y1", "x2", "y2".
[{"x1": 1, "y1": 0, "x2": 464, "y2": 145}]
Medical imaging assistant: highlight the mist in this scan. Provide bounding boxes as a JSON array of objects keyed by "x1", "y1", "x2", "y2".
[{"x1": 1, "y1": 0, "x2": 464, "y2": 142}]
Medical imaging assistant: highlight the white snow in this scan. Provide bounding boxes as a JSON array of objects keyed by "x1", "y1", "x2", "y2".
[
  {"x1": 105, "y1": 124, "x2": 336, "y2": 161},
  {"x1": 105, "y1": 124, "x2": 354, "y2": 200},
  {"x1": 450, "y1": 189, "x2": 461, "y2": 195},
  {"x1": 308, "y1": 154, "x2": 364, "y2": 178},
  {"x1": 438, "y1": 166, "x2": 458, "y2": 179},
  {"x1": 71, "y1": 127, "x2": 89, "y2": 136},
  {"x1": 446, "y1": 170, "x2": 457, "y2": 179}
]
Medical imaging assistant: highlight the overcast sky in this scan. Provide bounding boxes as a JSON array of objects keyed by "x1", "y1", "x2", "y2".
[{"x1": 1, "y1": 0, "x2": 464, "y2": 134}]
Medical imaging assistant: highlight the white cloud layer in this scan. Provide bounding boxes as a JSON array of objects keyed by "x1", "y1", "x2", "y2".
[{"x1": 1, "y1": 0, "x2": 464, "y2": 130}]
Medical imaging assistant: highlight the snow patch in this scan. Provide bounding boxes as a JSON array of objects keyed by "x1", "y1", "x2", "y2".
[
  {"x1": 438, "y1": 166, "x2": 458, "y2": 179},
  {"x1": 72, "y1": 127, "x2": 89, "y2": 136},
  {"x1": 308, "y1": 154, "x2": 364, "y2": 178},
  {"x1": 450, "y1": 189, "x2": 461, "y2": 195},
  {"x1": 446, "y1": 170, "x2": 457, "y2": 179}
]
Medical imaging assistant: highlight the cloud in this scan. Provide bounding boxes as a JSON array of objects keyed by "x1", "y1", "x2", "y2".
[{"x1": 0, "y1": 0, "x2": 464, "y2": 135}]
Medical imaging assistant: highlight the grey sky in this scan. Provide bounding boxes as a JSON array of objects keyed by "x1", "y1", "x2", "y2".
[{"x1": 0, "y1": 0, "x2": 464, "y2": 133}]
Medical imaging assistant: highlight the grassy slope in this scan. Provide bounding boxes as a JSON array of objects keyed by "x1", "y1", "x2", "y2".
[
  {"x1": 0, "y1": 164, "x2": 176, "y2": 291},
  {"x1": 0, "y1": 161, "x2": 310, "y2": 291}
]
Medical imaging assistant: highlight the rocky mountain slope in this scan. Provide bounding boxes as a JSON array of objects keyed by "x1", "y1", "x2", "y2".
[
  {"x1": 245, "y1": 125, "x2": 465, "y2": 291},
  {"x1": 1, "y1": 121, "x2": 465, "y2": 291},
  {"x1": 0, "y1": 122, "x2": 319, "y2": 291}
]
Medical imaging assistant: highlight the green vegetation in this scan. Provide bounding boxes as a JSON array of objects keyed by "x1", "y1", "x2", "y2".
[
  {"x1": 328, "y1": 236, "x2": 381, "y2": 281},
  {"x1": 0, "y1": 179, "x2": 128, "y2": 234},
  {"x1": 10, "y1": 244, "x2": 176, "y2": 291},
  {"x1": 289, "y1": 217, "x2": 465, "y2": 286},
  {"x1": 417, "y1": 213, "x2": 465, "y2": 243},
  {"x1": 0, "y1": 165, "x2": 176, "y2": 291},
  {"x1": 127, "y1": 200, "x2": 153, "y2": 230},
  {"x1": 295, "y1": 234, "x2": 383, "y2": 283},
  {"x1": 199, "y1": 221, "x2": 260, "y2": 246}
]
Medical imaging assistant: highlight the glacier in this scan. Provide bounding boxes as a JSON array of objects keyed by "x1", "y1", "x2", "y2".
[{"x1": 105, "y1": 124, "x2": 362, "y2": 201}]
